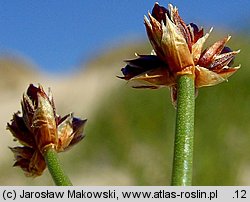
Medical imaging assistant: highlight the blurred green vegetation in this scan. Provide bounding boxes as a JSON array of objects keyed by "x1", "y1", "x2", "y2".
[{"x1": 66, "y1": 34, "x2": 250, "y2": 185}]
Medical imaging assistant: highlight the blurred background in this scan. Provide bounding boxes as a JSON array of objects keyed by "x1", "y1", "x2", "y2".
[{"x1": 0, "y1": 0, "x2": 249, "y2": 185}]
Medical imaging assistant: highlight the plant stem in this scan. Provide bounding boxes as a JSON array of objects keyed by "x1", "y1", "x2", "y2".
[
  {"x1": 171, "y1": 74, "x2": 195, "y2": 186},
  {"x1": 43, "y1": 147, "x2": 72, "y2": 186}
]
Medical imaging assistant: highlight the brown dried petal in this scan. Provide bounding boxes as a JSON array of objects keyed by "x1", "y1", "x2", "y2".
[
  {"x1": 170, "y1": 5, "x2": 192, "y2": 52},
  {"x1": 214, "y1": 65, "x2": 240, "y2": 79},
  {"x1": 188, "y1": 23, "x2": 204, "y2": 44},
  {"x1": 195, "y1": 66, "x2": 227, "y2": 87},
  {"x1": 198, "y1": 36, "x2": 231, "y2": 67},
  {"x1": 127, "y1": 66, "x2": 175, "y2": 89},
  {"x1": 26, "y1": 84, "x2": 56, "y2": 117},
  {"x1": 148, "y1": 13, "x2": 163, "y2": 45},
  {"x1": 57, "y1": 114, "x2": 74, "y2": 152},
  {"x1": 28, "y1": 150, "x2": 46, "y2": 176},
  {"x1": 144, "y1": 15, "x2": 165, "y2": 60},
  {"x1": 151, "y1": 2, "x2": 169, "y2": 24},
  {"x1": 192, "y1": 28, "x2": 213, "y2": 64},
  {"x1": 32, "y1": 93, "x2": 58, "y2": 153},
  {"x1": 67, "y1": 118, "x2": 87, "y2": 149},
  {"x1": 120, "y1": 55, "x2": 166, "y2": 80},
  {"x1": 209, "y1": 50, "x2": 240, "y2": 70},
  {"x1": 10, "y1": 147, "x2": 46, "y2": 176},
  {"x1": 161, "y1": 14, "x2": 194, "y2": 72},
  {"x1": 26, "y1": 84, "x2": 41, "y2": 106},
  {"x1": 10, "y1": 146, "x2": 34, "y2": 161},
  {"x1": 7, "y1": 113, "x2": 35, "y2": 147},
  {"x1": 21, "y1": 94, "x2": 35, "y2": 131},
  {"x1": 56, "y1": 114, "x2": 86, "y2": 151}
]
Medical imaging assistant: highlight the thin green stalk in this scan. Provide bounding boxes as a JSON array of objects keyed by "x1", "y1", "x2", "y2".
[
  {"x1": 43, "y1": 147, "x2": 72, "y2": 186},
  {"x1": 171, "y1": 74, "x2": 195, "y2": 186}
]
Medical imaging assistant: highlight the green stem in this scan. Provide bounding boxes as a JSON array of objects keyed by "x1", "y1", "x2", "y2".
[
  {"x1": 171, "y1": 75, "x2": 195, "y2": 186},
  {"x1": 43, "y1": 147, "x2": 72, "y2": 186}
]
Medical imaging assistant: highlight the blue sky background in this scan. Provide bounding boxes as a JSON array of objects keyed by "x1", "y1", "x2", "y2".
[{"x1": 0, "y1": 0, "x2": 249, "y2": 74}]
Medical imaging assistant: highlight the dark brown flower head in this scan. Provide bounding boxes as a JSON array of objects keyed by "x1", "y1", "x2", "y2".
[
  {"x1": 119, "y1": 2, "x2": 240, "y2": 103},
  {"x1": 7, "y1": 84, "x2": 87, "y2": 176}
]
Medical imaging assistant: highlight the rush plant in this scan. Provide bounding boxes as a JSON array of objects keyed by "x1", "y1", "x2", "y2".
[{"x1": 119, "y1": 3, "x2": 240, "y2": 185}]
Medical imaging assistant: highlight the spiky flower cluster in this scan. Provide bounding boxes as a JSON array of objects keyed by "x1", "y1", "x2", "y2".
[
  {"x1": 7, "y1": 84, "x2": 87, "y2": 176},
  {"x1": 119, "y1": 3, "x2": 240, "y2": 103}
]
